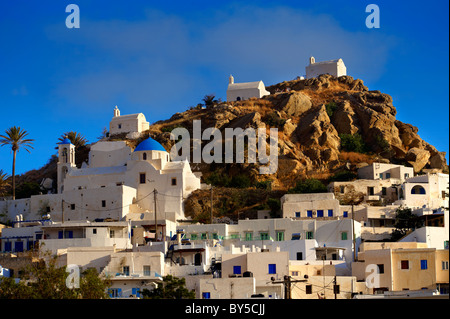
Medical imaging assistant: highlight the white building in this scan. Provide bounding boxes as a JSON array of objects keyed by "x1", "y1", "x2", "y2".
[
  {"x1": 109, "y1": 106, "x2": 149, "y2": 136},
  {"x1": 0, "y1": 108, "x2": 202, "y2": 254},
  {"x1": 226, "y1": 75, "x2": 270, "y2": 102},
  {"x1": 305, "y1": 56, "x2": 347, "y2": 79}
]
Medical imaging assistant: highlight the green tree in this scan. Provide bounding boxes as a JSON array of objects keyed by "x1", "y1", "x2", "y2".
[
  {"x1": 390, "y1": 207, "x2": 422, "y2": 241},
  {"x1": 288, "y1": 178, "x2": 327, "y2": 194},
  {"x1": 0, "y1": 256, "x2": 111, "y2": 299},
  {"x1": 57, "y1": 131, "x2": 88, "y2": 149},
  {"x1": 79, "y1": 268, "x2": 111, "y2": 299},
  {"x1": 15, "y1": 181, "x2": 41, "y2": 199},
  {"x1": 0, "y1": 169, "x2": 10, "y2": 196},
  {"x1": 0, "y1": 126, "x2": 34, "y2": 200},
  {"x1": 339, "y1": 133, "x2": 367, "y2": 154},
  {"x1": 141, "y1": 275, "x2": 195, "y2": 299}
]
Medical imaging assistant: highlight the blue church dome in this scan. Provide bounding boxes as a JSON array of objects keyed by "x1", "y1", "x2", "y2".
[
  {"x1": 134, "y1": 137, "x2": 167, "y2": 152},
  {"x1": 58, "y1": 137, "x2": 72, "y2": 145}
]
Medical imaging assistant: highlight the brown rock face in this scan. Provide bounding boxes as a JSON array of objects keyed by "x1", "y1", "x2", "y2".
[{"x1": 406, "y1": 148, "x2": 431, "y2": 172}]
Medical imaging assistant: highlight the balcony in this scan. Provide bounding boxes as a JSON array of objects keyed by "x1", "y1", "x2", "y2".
[{"x1": 103, "y1": 270, "x2": 163, "y2": 281}]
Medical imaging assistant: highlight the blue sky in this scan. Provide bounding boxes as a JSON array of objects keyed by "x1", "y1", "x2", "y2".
[{"x1": 0, "y1": 0, "x2": 448, "y2": 176}]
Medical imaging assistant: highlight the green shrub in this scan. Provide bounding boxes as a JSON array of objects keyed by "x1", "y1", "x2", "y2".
[
  {"x1": 325, "y1": 101, "x2": 338, "y2": 117},
  {"x1": 288, "y1": 178, "x2": 327, "y2": 194},
  {"x1": 339, "y1": 133, "x2": 367, "y2": 153}
]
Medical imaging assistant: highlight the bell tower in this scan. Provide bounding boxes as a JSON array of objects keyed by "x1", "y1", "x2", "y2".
[{"x1": 57, "y1": 136, "x2": 76, "y2": 194}]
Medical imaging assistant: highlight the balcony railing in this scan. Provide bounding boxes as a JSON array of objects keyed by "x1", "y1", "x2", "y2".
[{"x1": 103, "y1": 270, "x2": 162, "y2": 280}]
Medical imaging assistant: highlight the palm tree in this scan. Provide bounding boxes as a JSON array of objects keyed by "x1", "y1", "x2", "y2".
[
  {"x1": 57, "y1": 131, "x2": 88, "y2": 149},
  {"x1": 0, "y1": 169, "x2": 10, "y2": 197},
  {"x1": 0, "y1": 126, "x2": 34, "y2": 200},
  {"x1": 56, "y1": 131, "x2": 89, "y2": 168}
]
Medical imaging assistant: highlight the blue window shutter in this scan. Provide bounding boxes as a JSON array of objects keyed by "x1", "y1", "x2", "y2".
[
  {"x1": 295, "y1": 212, "x2": 300, "y2": 218},
  {"x1": 68, "y1": 231, "x2": 73, "y2": 238},
  {"x1": 343, "y1": 211, "x2": 348, "y2": 218},
  {"x1": 421, "y1": 260, "x2": 428, "y2": 270},
  {"x1": 5, "y1": 242, "x2": 12, "y2": 252},
  {"x1": 58, "y1": 231, "x2": 63, "y2": 239},
  {"x1": 268, "y1": 264, "x2": 276, "y2": 274},
  {"x1": 317, "y1": 210, "x2": 324, "y2": 217},
  {"x1": 328, "y1": 210, "x2": 333, "y2": 217},
  {"x1": 307, "y1": 210, "x2": 313, "y2": 218},
  {"x1": 233, "y1": 266, "x2": 241, "y2": 275},
  {"x1": 202, "y1": 292, "x2": 211, "y2": 299}
]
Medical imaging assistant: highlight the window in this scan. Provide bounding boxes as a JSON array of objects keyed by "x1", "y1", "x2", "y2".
[
  {"x1": 307, "y1": 210, "x2": 313, "y2": 218},
  {"x1": 201, "y1": 233, "x2": 207, "y2": 240},
  {"x1": 411, "y1": 185, "x2": 426, "y2": 195},
  {"x1": 143, "y1": 265, "x2": 151, "y2": 276},
  {"x1": 377, "y1": 264, "x2": 385, "y2": 274},
  {"x1": 341, "y1": 232, "x2": 348, "y2": 240},
  {"x1": 245, "y1": 232, "x2": 253, "y2": 241},
  {"x1": 93, "y1": 228, "x2": 97, "y2": 234},
  {"x1": 143, "y1": 152, "x2": 147, "y2": 160},
  {"x1": 292, "y1": 271, "x2": 299, "y2": 276},
  {"x1": 306, "y1": 231, "x2": 314, "y2": 239},
  {"x1": 108, "y1": 288, "x2": 122, "y2": 298},
  {"x1": 343, "y1": 211, "x2": 348, "y2": 218},
  {"x1": 386, "y1": 173, "x2": 391, "y2": 179},
  {"x1": 328, "y1": 209, "x2": 333, "y2": 217},
  {"x1": 296, "y1": 252, "x2": 303, "y2": 260},
  {"x1": 191, "y1": 234, "x2": 198, "y2": 240},
  {"x1": 340, "y1": 186, "x2": 345, "y2": 194},
  {"x1": 420, "y1": 260, "x2": 428, "y2": 270},
  {"x1": 171, "y1": 178, "x2": 177, "y2": 186},
  {"x1": 202, "y1": 292, "x2": 211, "y2": 299},
  {"x1": 233, "y1": 266, "x2": 241, "y2": 275},
  {"x1": 139, "y1": 173, "x2": 146, "y2": 184},
  {"x1": 444, "y1": 240, "x2": 449, "y2": 249},
  {"x1": 295, "y1": 212, "x2": 301, "y2": 218},
  {"x1": 46, "y1": 206, "x2": 51, "y2": 213},
  {"x1": 268, "y1": 264, "x2": 276, "y2": 274},
  {"x1": 404, "y1": 173, "x2": 409, "y2": 179},
  {"x1": 101, "y1": 200, "x2": 106, "y2": 208},
  {"x1": 123, "y1": 266, "x2": 130, "y2": 276},
  {"x1": 382, "y1": 187, "x2": 387, "y2": 196},
  {"x1": 317, "y1": 210, "x2": 324, "y2": 218},
  {"x1": 367, "y1": 187, "x2": 374, "y2": 196},
  {"x1": 260, "y1": 232, "x2": 269, "y2": 240},
  {"x1": 110, "y1": 230, "x2": 115, "y2": 238},
  {"x1": 442, "y1": 261, "x2": 449, "y2": 270},
  {"x1": 306, "y1": 285, "x2": 312, "y2": 294},
  {"x1": 132, "y1": 288, "x2": 141, "y2": 298},
  {"x1": 276, "y1": 231, "x2": 284, "y2": 241},
  {"x1": 401, "y1": 260, "x2": 409, "y2": 270},
  {"x1": 118, "y1": 124, "x2": 122, "y2": 129},
  {"x1": 379, "y1": 173, "x2": 383, "y2": 179},
  {"x1": 212, "y1": 233, "x2": 218, "y2": 240},
  {"x1": 70, "y1": 204, "x2": 75, "y2": 210}
]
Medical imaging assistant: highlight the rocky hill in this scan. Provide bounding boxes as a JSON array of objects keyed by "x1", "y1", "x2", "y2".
[
  {"x1": 142, "y1": 74, "x2": 447, "y2": 185},
  {"x1": 9, "y1": 74, "x2": 448, "y2": 221}
]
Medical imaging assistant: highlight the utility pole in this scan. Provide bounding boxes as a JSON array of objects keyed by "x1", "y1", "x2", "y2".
[
  {"x1": 271, "y1": 275, "x2": 306, "y2": 299},
  {"x1": 61, "y1": 199, "x2": 64, "y2": 224},
  {"x1": 154, "y1": 189, "x2": 158, "y2": 241},
  {"x1": 333, "y1": 275, "x2": 338, "y2": 299},
  {"x1": 210, "y1": 185, "x2": 213, "y2": 224},
  {"x1": 352, "y1": 204, "x2": 356, "y2": 262}
]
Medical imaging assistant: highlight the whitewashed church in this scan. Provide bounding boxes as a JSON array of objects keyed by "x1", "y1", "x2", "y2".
[
  {"x1": 1, "y1": 107, "x2": 201, "y2": 225},
  {"x1": 305, "y1": 56, "x2": 347, "y2": 79},
  {"x1": 226, "y1": 74, "x2": 270, "y2": 102}
]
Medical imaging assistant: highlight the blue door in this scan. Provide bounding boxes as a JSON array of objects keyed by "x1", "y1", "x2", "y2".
[{"x1": 14, "y1": 241, "x2": 23, "y2": 252}]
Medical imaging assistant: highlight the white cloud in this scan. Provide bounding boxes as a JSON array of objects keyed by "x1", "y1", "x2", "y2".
[{"x1": 45, "y1": 5, "x2": 395, "y2": 115}]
